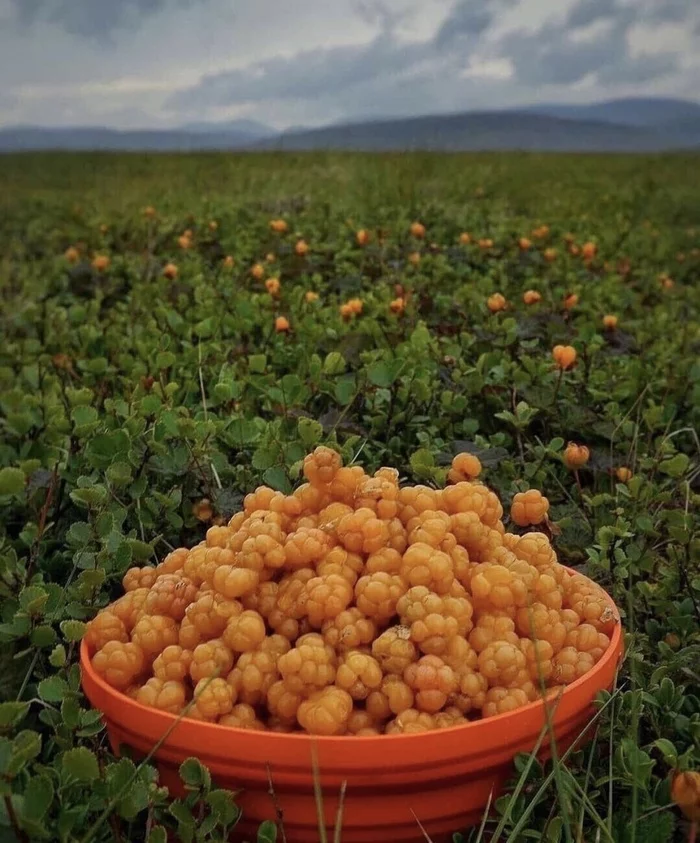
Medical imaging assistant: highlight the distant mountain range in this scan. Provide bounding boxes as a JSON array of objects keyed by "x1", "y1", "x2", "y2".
[{"x1": 2, "y1": 98, "x2": 700, "y2": 153}]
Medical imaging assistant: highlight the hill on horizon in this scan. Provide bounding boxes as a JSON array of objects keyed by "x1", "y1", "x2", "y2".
[{"x1": 1, "y1": 97, "x2": 699, "y2": 153}]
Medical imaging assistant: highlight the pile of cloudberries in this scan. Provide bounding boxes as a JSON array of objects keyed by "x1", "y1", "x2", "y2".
[{"x1": 86, "y1": 447, "x2": 617, "y2": 736}]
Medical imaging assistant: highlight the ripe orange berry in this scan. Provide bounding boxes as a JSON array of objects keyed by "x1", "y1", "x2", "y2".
[
  {"x1": 156, "y1": 547, "x2": 189, "y2": 577},
  {"x1": 552, "y1": 646, "x2": 595, "y2": 684},
  {"x1": 543, "y1": 247, "x2": 557, "y2": 262},
  {"x1": 468, "y1": 614, "x2": 519, "y2": 652},
  {"x1": 410, "y1": 222, "x2": 426, "y2": 239},
  {"x1": 399, "y1": 543, "x2": 453, "y2": 594},
  {"x1": 355, "y1": 572, "x2": 408, "y2": 621},
  {"x1": 563, "y1": 293, "x2": 579, "y2": 310},
  {"x1": 143, "y1": 206, "x2": 156, "y2": 218},
  {"x1": 615, "y1": 466, "x2": 632, "y2": 482},
  {"x1": 295, "y1": 239, "x2": 309, "y2": 256},
  {"x1": 671, "y1": 771, "x2": 700, "y2": 823},
  {"x1": 322, "y1": 607, "x2": 376, "y2": 652},
  {"x1": 408, "y1": 251, "x2": 421, "y2": 266},
  {"x1": 227, "y1": 645, "x2": 283, "y2": 706},
  {"x1": 404, "y1": 655, "x2": 457, "y2": 713},
  {"x1": 390, "y1": 297, "x2": 406, "y2": 314},
  {"x1": 304, "y1": 574, "x2": 354, "y2": 627},
  {"x1": 223, "y1": 255, "x2": 234, "y2": 268},
  {"x1": 563, "y1": 442, "x2": 590, "y2": 470},
  {"x1": 518, "y1": 237, "x2": 531, "y2": 251},
  {"x1": 487, "y1": 293, "x2": 507, "y2": 313},
  {"x1": 92, "y1": 254, "x2": 110, "y2": 272},
  {"x1": 190, "y1": 639, "x2": 234, "y2": 683},
  {"x1": 162, "y1": 262, "x2": 178, "y2": 279},
  {"x1": 135, "y1": 678, "x2": 187, "y2": 714},
  {"x1": 297, "y1": 687, "x2": 353, "y2": 735},
  {"x1": 145, "y1": 574, "x2": 198, "y2": 620},
  {"x1": 177, "y1": 235, "x2": 192, "y2": 250},
  {"x1": 189, "y1": 677, "x2": 235, "y2": 720},
  {"x1": 269, "y1": 219, "x2": 288, "y2": 233},
  {"x1": 219, "y1": 703, "x2": 265, "y2": 730},
  {"x1": 336, "y1": 508, "x2": 389, "y2": 554},
  {"x1": 356, "y1": 229, "x2": 370, "y2": 246},
  {"x1": 602, "y1": 314, "x2": 618, "y2": 330},
  {"x1": 153, "y1": 645, "x2": 193, "y2": 683},
  {"x1": 92, "y1": 641, "x2": 145, "y2": 690},
  {"x1": 478, "y1": 238, "x2": 493, "y2": 250},
  {"x1": 552, "y1": 344, "x2": 577, "y2": 369},
  {"x1": 223, "y1": 610, "x2": 266, "y2": 653},
  {"x1": 336, "y1": 650, "x2": 383, "y2": 699},
  {"x1": 451, "y1": 666, "x2": 488, "y2": 713},
  {"x1": 581, "y1": 241, "x2": 597, "y2": 260},
  {"x1": 385, "y1": 708, "x2": 438, "y2": 734},
  {"x1": 265, "y1": 277, "x2": 281, "y2": 297},
  {"x1": 130, "y1": 615, "x2": 179, "y2": 660},
  {"x1": 277, "y1": 633, "x2": 336, "y2": 693},
  {"x1": 123, "y1": 566, "x2": 157, "y2": 592},
  {"x1": 510, "y1": 489, "x2": 550, "y2": 526},
  {"x1": 563, "y1": 574, "x2": 617, "y2": 635},
  {"x1": 64, "y1": 246, "x2": 79, "y2": 262},
  {"x1": 305, "y1": 290, "x2": 319, "y2": 303},
  {"x1": 448, "y1": 452, "x2": 482, "y2": 483},
  {"x1": 212, "y1": 565, "x2": 260, "y2": 599},
  {"x1": 523, "y1": 290, "x2": 541, "y2": 305},
  {"x1": 459, "y1": 232, "x2": 471, "y2": 245},
  {"x1": 303, "y1": 446, "x2": 343, "y2": 486},
  {"x1": 110, "y1": 588, "x2": 149, "y2": 632},
  {"x1": 275, "y1": 315, "x2": 290, "y2": 333},
  {"x1": 85, "y1": 611, "x2": 128, "y2": 652},
  {"x1": 482, "y1": 687, "x2": 530, "y2": 717}
]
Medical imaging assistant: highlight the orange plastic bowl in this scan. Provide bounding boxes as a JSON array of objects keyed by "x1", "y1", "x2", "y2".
[{"x1": 81, "y1": 573, "x2": 623, "y2": 843}]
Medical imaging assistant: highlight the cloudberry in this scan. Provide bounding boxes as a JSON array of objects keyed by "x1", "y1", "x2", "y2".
[
  {"x1": 212, "y1": 565, "x2": 260, "y2": 599},
  {"x1": 188, "y1": 678, "x2": 235, "y2": 721},
  {"x1": 293, "y1": 482, "x2": 329, "y2": 514},
  {"x1": 135, "y1": 678, "x2": 187, "y2": 714},
  {"x1": 564, "y1": 575, "x2": 617, "y2": 635},
  {"x1": 303, "y1": 447, "x2": 342, "y2": 487},
  {"x1": 227, "y1": 647, "x2": 281, "y2": 705},
  {"x1": 364, "y1": 547, "x2": 402, "y2": 576},
  {"x1": 441, "y1": 635, "x2": 478, "y2": 672},
  {"x1": 510, "y1": 489, "x2": 550, "y2": 526},
  {"x1": 407, "y1": 510, "x2": 452, "y2": 548},
  {"x1": 205, "y1": 526, "x2": 230, "y2": 549},
  {"x1": 398, "y1": 486, "x2": 441, "y2": 525},
  {"x1": 448, "y1": 453, "x2": 482, "y2": 483},
  {"x1": 468, "y1": 614, "x2": 519, "y2": 652},
  {"x1": 515, "y1": 603, "x2": 568, "y2": 652},
  {"x1": 385, "y1": 709, "x2": 437, "y2": 734},
  {"x1": 552, "y1": 345, "x2": 577, "y2": 370},
  {"x1": 304, "y1": 574, "x2": 354, "y2": 627},
  {"x1": 131, "y1": 615, "x2": 178, "y2": 660},
  {"x1": 297, "y1": 687, "x2": 353, "y2": 736},
  {"x1": 371, "y1": 626, "x2": 417, "y2": 674},
  {"x1": 482, "y1": 687, "x2": 530, "y2": 718},
  {"x1": 223, "y1": 610, "x2": 266, "y2": 653},
  {"x1": 242, "y1": 581, "x2": 279, "y2": 619},
  {"x1": 190, "y1": 639, "x2": 234, "y2": 683},
  {"x1": 404, "y1": 655, "x2": 457, "y2": 713},
  {"x1": 397, "y1": 587, "x2": 473, "y2": 654},
  {"x1": 318, "y1": 502, "x2": 353, "y2": 529},
  {"x1": 84, "y1": 611, "x2": 128, "y2": 653},
  {"x1": 156, "y1": 547, "x2": 189, "y2": 576},
  {"x1": 399, "y1": 543, "x2": 453, "y2": 594},
  {"x1": 219, "y1": 704, "x2": 265, "y2": 730},
  {"x1": 274, "y1": 568, "x2": 313, "y2": 620},
  {"x1": 471, "y1": 564, "x2": 528, "y2": 614},
  {"x1": 145, "y1": 575, "x2": 198, "y2": 620},
  {"x1": 552, "y1": 647, "x2": 595, "y2": 684},
  {"x1": 564, "y1": 624, "x2": 610, "y2": 662},
  {"x1": 451, "y1": 512, "x2": 503, "y2": 562},
  {"x1": 386, "y1": 517, "x2": 408, "y2": 553},
  {"x1": 564, "y1": 443, "x2": 590, "y2": 470},
  {"x1": 317, "y1": 547, "x2": 364, "y2": 586},
  {"x1": 519, "y1": 638, "x2": 555, "y2": 681},
  {"x1": 123, "y1": 566, "x2": 157, "y2": 592},
  {"x1": 355, "y1": 572, "x2": 407, "y2": 621},
  {"x1": 267, "y1": 680, "x2": 304, "y2": 724},
  {"x1": 478, "y1": 642, "x2": 527, "y2": 686},
  {"x1": 336, "y1": 508, "x2": 390, "y2": 554},
  {"x1": 450, "y1": 667, "x2": 488, "y2": 714},
  {"x1": 92, "y1": 641, "x2": 145, "y2": 690},
  {"x1": 153, "y1": 645, "x2": 193, "y2": 683},
  {"x1": 512, "y1": 532, "x2": 557, "y2": 571},
  {"x1": 327, "y1": 465, "x2": 366, "y2": 505},
  {"x1": 277, "y1": 633, "x2": 336, "y2": 693},
  {"x1": 185, "y1": 592, "x2": 242, "y2": 640},
  {"x1": 179, "y1": 617, "x2": 202, "y2": 650},
  {"x1": 238, "y1": 534, "x2": 286, "y2": 573},
  {"x1": 670, "y1": 771, "x2": 700, "y2": 823},
  {"x1": 185, "y1": 545, "x2": 234, "y2": 586},
  {"x1": 347, "y1": 709, "x2": 380, "y2": 735},
  {"x1": 434, "y1": 707, "x2": 468, "y2": 729},
  {"x1": 336, "y1": 650, "x2": 383, "y2": 700},
  {"x1": 322, "y1": 608, "x2": 376, "y2": 652},
  {"x1": 356, "y1": 472, "x2": 399, "y2": 519},
  {"x1": 284, "y1": 527, "x2": 335, "y2": 570}
]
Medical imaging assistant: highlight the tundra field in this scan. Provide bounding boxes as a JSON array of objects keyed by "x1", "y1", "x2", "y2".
[{"x1": 0, "y1": 151, "x2": 699, "y2": 842}]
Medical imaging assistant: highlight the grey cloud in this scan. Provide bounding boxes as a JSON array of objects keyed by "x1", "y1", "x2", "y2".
[
  {"x1": 434, "y1": 2, "x2": 494, "y2": 47},
  {"x1": 6, "y1": 0, "x2": 197, "y2": 39},
  {"x1": 565, "y1": 0, "x2": 622, "y2": 30}
]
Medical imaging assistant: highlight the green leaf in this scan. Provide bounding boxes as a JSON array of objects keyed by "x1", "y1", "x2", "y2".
[
  {"x1": 67, "y1": 521, "x2": 92, "y2": 546},
  {"x1": 263, "y1": 466, "x2": 290, "y2": 493},
  {"x1": 169, "y1": 799, "x2": 195, "y2": 827},
  {"x1": 62, "y1": 747, "x2": 99, "y2": 783},
  {"x1": 206, "y1": 789, "x2": 240, "y2": 826},
  {"x1": 22, "y1": 774, "x2": 54, "y2": 821},
  {"x1": 38, "y1": 676, "x2": 69, "y2": 703},
  {"x1": 257, "y1": 820, "x2": 278, "y2": 843},
  {"x1": 60, "y1": 620, "x2": 86, "y2": 642},
  {"x1": 106, "y1": 461, "x2": 133, "y2": 486},
  {"x1": 659, "y1": 453, "x2": 689, "y2": 477},
  {"x1": 179, "y1": 757, "x2": 211, "y2": 791},
  {"x1": 19, "y1": 585, "x2": 49, "y2": 616},
  {"x1": 298, "y1": 417, "x2": 323, "y2": 447},
  {"x1": 0, "y1": 467, "x2": 26, "y2": 496},
  {"x1": 31, "y1": 625, "x2": 57, "y2": 648},
  {"x1": 147, "y1": 826, "x2": 168, "y2": 843},
  {"x1": 334, "y1": 375, "x2": 356, "y2": 405},
  {"x1": 322, "y1": 351, "x2": 346, "y2": 375},
  {"x1": 9, "y1": 730, "x2": 42, "y2": 775},
  {"x1": 248, "y1": 354, "x2": 267, "y2": 374},
  {"x1": 0, "y1": 702, "x2": 29, "y2": 730},
  {"x1": 140, "y1": 394, "x2": 162, "y2": 416},
  {"x1": 49, "y1": 644, "x2": 67, "y2": 668}
]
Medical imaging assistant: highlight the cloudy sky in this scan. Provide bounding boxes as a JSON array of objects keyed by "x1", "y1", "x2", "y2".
[{"x1": 0, "y1": 0, "x2": 698, "y2": 129}]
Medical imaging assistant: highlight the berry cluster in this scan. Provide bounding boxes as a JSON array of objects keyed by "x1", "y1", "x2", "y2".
[{"x1": 87, "y1": 447, "x2": 617, "y2": 736}]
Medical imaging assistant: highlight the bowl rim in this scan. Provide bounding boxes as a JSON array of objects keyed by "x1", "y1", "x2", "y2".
[{"x1": 80, "y1": 568, "x2": 623, "y2": 745}]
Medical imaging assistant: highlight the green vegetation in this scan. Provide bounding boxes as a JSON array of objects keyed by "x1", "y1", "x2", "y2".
[{"x1": 0, "y1": 151, "x2": 699, "y2": 842}]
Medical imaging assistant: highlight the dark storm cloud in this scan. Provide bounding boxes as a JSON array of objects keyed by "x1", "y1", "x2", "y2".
[{"x1": 6, "y1": 0, "x2": 196, "y2": 39}]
